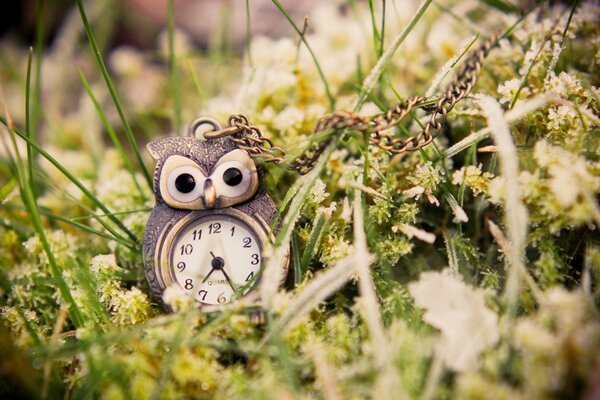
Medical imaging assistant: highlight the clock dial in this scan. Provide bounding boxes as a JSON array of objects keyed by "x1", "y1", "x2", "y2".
[{"x1": 170, "y1": 214, "x2": 262, "y2": 305}]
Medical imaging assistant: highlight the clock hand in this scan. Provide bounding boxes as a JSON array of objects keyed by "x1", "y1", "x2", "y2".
[
  {"x1": 202, "y1": 266, "x2": 216, "y2": 283},
  {"x1": 204, "y1": 251, "x2": 235, "y2": 292},
  {"x1": 215, "y1": 237, "x2": 238, "y2": 292},
  {"x1": 220, "y1": 267, "x2": 238, "y2": 293},
  {"x1": 202, "y1": 252, "x2": 221, "y2": 283},
  {"x1": 209, "y1": 248, "x2": 237, "y2": 292}
]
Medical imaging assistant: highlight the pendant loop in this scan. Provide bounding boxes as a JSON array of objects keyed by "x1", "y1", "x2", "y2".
[
  {"x1": 203, "y1": 125, "x2": 243, "y2": 139},
  {"x1": 187, "y1": 117, "x2": 222, "y2": 139}
]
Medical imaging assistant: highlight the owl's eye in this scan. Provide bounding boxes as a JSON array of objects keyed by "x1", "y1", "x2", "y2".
[
  {"x1": 166, "y1": 166, "x2": 205, "y2": 203},
  {"x1": 211, "y1": 161, "x2": 254, "y2": 198},
  {"x1": 223, "y1": 168, "x2": 243, "y2": 186},
  {"x1": 175, "y1": 173, "x2": 196, "y2": 193}
]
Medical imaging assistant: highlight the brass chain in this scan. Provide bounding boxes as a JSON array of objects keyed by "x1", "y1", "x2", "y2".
[{"x1": 208, "y1": 34, "x2": 499, "y2": 175}]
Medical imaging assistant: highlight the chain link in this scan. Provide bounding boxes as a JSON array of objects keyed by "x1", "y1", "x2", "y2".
[
  {"x1": 206, "y1": 34, "x2": 499, "y2": 175},
  {"x1": 221, "y1": 114, "x2": 287, "y2": 164}
]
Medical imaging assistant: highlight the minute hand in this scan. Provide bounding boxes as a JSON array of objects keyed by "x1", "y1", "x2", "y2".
[
  {"x1": 220, "y1": 268, "x2": 237, "y2": 293},
  {"x1": 215, "y1": 239, "x2": 238, "y2": 293}
]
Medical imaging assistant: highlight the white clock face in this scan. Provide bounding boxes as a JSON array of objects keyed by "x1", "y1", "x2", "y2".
[{"x1": 169, "y1": 214, "x2": 262, "y2": 305}]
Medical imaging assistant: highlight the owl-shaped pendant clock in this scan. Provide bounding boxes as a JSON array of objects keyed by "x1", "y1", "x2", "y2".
[{"x1": 143, "y1": 117, "x2": 287, "y2": 311}]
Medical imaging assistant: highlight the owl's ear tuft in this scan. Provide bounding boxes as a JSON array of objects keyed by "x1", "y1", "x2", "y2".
[{"x1": 147, "y1": 139, "x2": 168, "y2": 160}]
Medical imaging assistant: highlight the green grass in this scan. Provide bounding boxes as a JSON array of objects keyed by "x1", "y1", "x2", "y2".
[
  {"x1": 3, "y1": 82, "x2": 85, "y2": 328},
  {"x1": 75, "y1": 0, "x2": 152, "y2": 189},
  {"x1": 78, "y1": 68, "x2": 145, "y2": 199},
  {"x1": 167, "y1": 0, "x2": 183, "y2": 133},
  {"x1": 0, "y1": 117, "x2": 139, "y2": 243},
  {"x1": 271, "y1": 0, "x2": 336, "y2": 111}
]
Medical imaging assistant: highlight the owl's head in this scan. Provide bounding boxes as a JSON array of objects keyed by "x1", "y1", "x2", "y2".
[{"x1": 147, "y1": 119, "x2": 259, "y2": 210}]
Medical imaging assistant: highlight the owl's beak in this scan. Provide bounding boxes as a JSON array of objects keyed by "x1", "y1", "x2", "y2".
[{"x1": 203, "y1": 179, "x2": 216, "y2": 209}]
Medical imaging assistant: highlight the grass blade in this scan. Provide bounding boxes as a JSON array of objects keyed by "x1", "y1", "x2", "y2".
[
  {"x1": 271, "y1": 0, "x2": 336, "y2": 111},
  {"x1": 167, "y1": 0, "x2": 182, "y2": 133},
  {"x1": 300, "y1": 212, "x2": 327, "y2": 272},
  {"x1": 31, "y1": 0, "x2": 43, "y2": 152},
  {"x1": 186, "y1": 60, "x2": 206, "y2": 106},
  {"x1": 77, "y1": 68, "x2": 145, "y2": 199},
  {"x1": 425, "y1": 34, "x2": 479, "y2": 97},
  {"x1": 479, "y1": 96, "x2": 528, "y2": 316},
  {"x1": 39, "y1": 207, "x2": 135, "y2": 249},
  {"x1": 0, "y1": 116, "x2": 139, "y2": 243},
  {"x1": 0, "y1": 177, "x2": 16, "y2": 202},
  {"x1": 442, "y1": 95, "x2": 554, "y2": 159},
  {"x1": 261, "y1": 138, "x2": 340, "y2": 304},
  {"x1": 2, "y1": 113, "x2": 85, "y2": 328},
  {"x1": 352, "y1": 175, "x2": 403, "y2": 399},
  {"x1": 379, "y1": 0, "x2": 386, "y2": 57},
  {"x1": 508, "y1": 38, "x2": 547, "y2": 110},
  {"x1": 39, "y1": 176, "x2": 138, "y2": 246},
  {"x1": 444, "y1": 192, "x2": 469, "y2": 223},
  {"x1": 367, "y1": 0, "x2": 382, "y2": 57},
  {"x1": 480, "y1": 0, "x2": 518, "y2": 14},
  {"x1": 245, "y1": 0, "x2": 253, "y2": 67},
  {"x1": 4, "y1": 202, "x2": 135, "y2": 249},
  {"x1": 70, "y1": 207, "x2": 152, "y2": 221},
  {"x1": 291, "y1": 232, "x2": 302, "y2": 286},
  {"x1": 356, "y1": 0, "x2": 434, "y2": 110},
  {"x1": 25, "y1": 48, "x2": 34, "y2": 190},
  {"x1": 545, "y1": 1, "x2": 579, "y2": 81},
  {"x1": 274, "y1": 254, "x2": 357, "y2": 333},
  {"x1": 75, "y1": 0, "x2": 152, "y2": 188},
  {"x1": 352, "y1": 175, "x2": 385, "y2": 366}
]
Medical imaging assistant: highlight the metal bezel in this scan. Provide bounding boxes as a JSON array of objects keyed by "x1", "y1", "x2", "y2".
[{"x1": 154, "y1": 208, "x2": 270, "y2": 309}]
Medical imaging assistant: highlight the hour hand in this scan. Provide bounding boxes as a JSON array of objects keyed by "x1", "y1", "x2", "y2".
[{"x1": 202, "y1": 266, "x2": 216, "y2": 283}]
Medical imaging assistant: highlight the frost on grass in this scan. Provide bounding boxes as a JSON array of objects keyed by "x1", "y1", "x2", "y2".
[
  {"x1": 409, "y1": 269, "x2": 499, "y2": 373},
  {"x1": 0, "y1": 0, "x2": 600, "y2": 399}
]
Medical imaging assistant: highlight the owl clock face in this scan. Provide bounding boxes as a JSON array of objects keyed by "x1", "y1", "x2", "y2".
[{"x1": 143, "y1": 119, "x2": 283, "y2": 311}]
